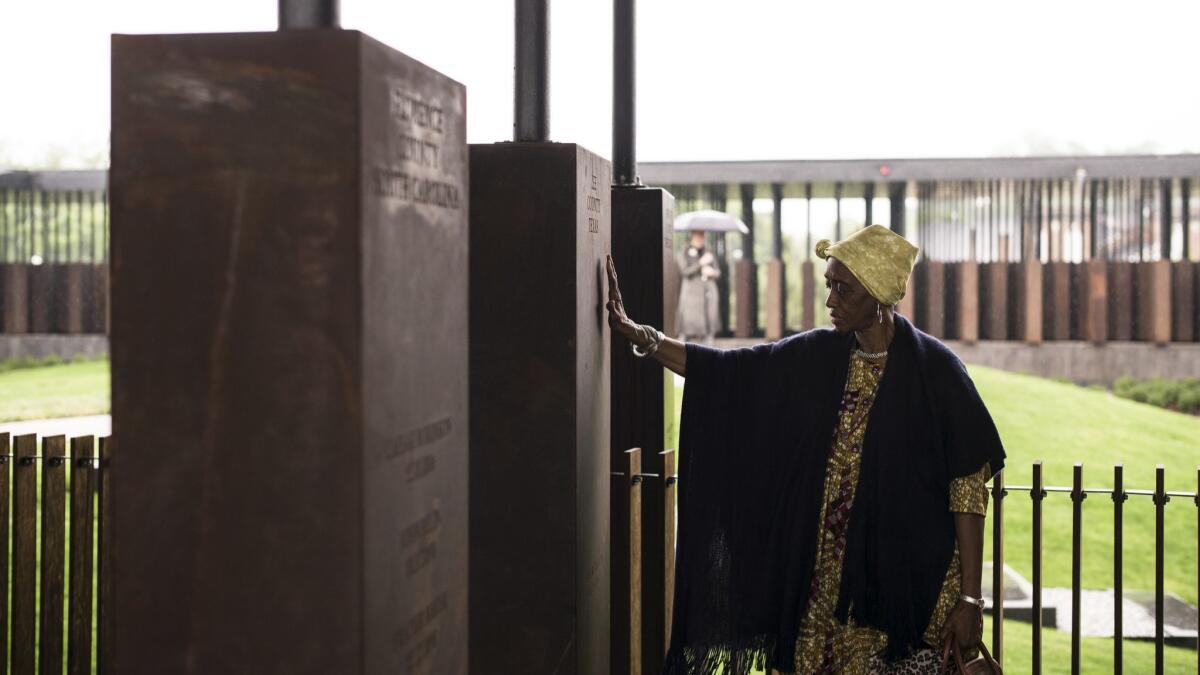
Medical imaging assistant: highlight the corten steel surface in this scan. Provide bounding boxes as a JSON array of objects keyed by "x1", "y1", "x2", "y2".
[
  {"x1": 1135, "y1": 261, "x2": 1172, "y2": 343},
  {"x1": 982, "y1": 262, "x2": 1008, "y2": 340},
  {"x1": 111, "y1": 31, "x2": 468, "y2": 675},
  {"x1": 1022, "y1": 261, "x2": 1043, "y2": 344},
  {"x1": 1048, "y1": 262, "x2": 1071, "y2": 341},
  {"x1": 1171, "y1": 263, "x2": 1195, "y2": 342},
  {"x1": 2, "y1": 265, "x2": 28, "y2": 333},
  {"x1": 922, "y1": 261, "x2": 946, "y2": 338},
  {"x1": 610, "y1": 185, "x2": 675, "y2": 674},
  {"x1": 1083, "y1": 260, "x2": 1108, "y2": 343},
  {"x1": 765, "y1": 259, "x2": 784, "y2": 339},
  {"x1": 1109, "y1": 263, "x2": 1134, "y2": 341},
  {"x1": 801, "y1": 260, "x2": 817, "y2": 331},
  {"x1": 734, "y1": 258, "x2": 754, "y2": 338},
  {"x1": 469, "y1": 143, "x2": 611, "y2": 675},
  {"x1": 895, "y1": 260, "x2": 914, "y2": 326},
  {"x1": 29, "y1": 266, "x2": 53, "y2": 332},
  {"x1": 957, "y1": 261, "x2": 979, "y2": 343}
]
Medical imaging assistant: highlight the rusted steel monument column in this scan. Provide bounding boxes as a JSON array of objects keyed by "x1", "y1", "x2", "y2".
[
  {"x1": 1135, "y1": 260, "x2": 1172, "y2": 344},
  {"x1": 958, "y1": 260, "x2": 979, "y2": 343},
  {"x1": 1082, "y1": 260, "x2": 1108, "y2": 344},
  {"x1": 2, "y1": 264, "x2": 27, "y2": 333},
  {"x1": 469, "y1": 1, "x2": 611, "y2": 672},
  {"x1": 109, "y1": 4, "x2": 469, "y2": 673},
  {"x1": 610, "y1": 1, "x2": 675, "y2": 672},
  {"x1": 1021, "y1": 182, "x2": 1044, "y2": 344}
]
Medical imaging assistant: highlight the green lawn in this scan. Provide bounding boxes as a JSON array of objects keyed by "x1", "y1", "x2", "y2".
[
  {"x1": 0, "y1": 359, "x2": 110, "y2": 422},
  {"x1": 972, "y1": 366, "x2": 1199, "y2": 606}
]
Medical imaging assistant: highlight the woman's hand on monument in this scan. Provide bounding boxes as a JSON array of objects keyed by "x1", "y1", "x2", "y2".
[
  {"x1": 605, "y1": 254, "x2": 688, "y2": 376},
  {"x1": 606, "y1": 255, "x2": 643, "y2": 345}
]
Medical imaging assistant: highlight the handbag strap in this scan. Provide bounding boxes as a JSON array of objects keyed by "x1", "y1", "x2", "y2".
[{"x1": 941, "y1": 636, "x2": 1001, "y2": 674}]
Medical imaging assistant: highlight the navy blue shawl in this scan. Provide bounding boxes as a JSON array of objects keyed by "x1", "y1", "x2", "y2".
[{"x1": 663, "y1": 314, "x2": 1006, "y2": 674}]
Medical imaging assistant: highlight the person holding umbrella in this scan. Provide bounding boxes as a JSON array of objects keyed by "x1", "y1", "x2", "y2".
[
  {"x1": 677, "y1": 229, "x2": 722, "y2": 344},
  {"x1": 673, "y1": 210, "x2": 749, "y2": 345}
]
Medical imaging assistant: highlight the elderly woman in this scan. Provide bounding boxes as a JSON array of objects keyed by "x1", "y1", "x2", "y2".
[{"x1": 606, "y1": 225, "x2": 1005, "y2": 674}]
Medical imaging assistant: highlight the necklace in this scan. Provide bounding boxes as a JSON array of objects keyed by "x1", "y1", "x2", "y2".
[{"x1": 854, "y1": 347, "x2": 888, "y2": 360}]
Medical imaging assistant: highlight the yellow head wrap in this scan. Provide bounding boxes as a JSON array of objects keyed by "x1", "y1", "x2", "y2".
[{"x1": 815, "y1": 224, "x2": 919, "y2": 306}]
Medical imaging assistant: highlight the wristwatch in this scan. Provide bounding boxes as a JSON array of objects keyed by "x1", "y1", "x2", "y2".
[{"x1": 959, "y1": 594, "x2": 987, "y2": 610}]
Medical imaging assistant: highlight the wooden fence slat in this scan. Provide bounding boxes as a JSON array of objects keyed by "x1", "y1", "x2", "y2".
[
  {"x1": 611, "y1": 448, "x2": 642, "y2": 675},
  {"x1": 98, "y1": 436, "x2": 111, "y2": 675},
  {"x1": 39, "y1": 436, "x2": 67, "y2": 675},
  {"x1": 67, "y1": 437, "x2": 96, "y2": 675},
  {"x1": 661, "y1": 449, "x2": 677, "y2": 657},
  {"x1": 11, "y1": 434, "x2": 37, "y2": 675},
  {"x1": 627, "y1": 449, "x2": 642, "y2": 675},
  {"x1": 0, "y1": 433, "x2": 10, "y2": 675}
]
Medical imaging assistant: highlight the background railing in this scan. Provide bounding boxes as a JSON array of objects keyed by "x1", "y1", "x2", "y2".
[
  {"x1": 992, "y1": 463, "x2": 1199, "y2": 675},
  {"x1": 1, "y1": 432, "x2": 1194, "y2": 674}
]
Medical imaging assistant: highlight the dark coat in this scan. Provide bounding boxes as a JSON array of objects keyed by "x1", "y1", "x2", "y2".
[{"x1": 664, "y1": 314, "x2": 1006, "y2": 674}]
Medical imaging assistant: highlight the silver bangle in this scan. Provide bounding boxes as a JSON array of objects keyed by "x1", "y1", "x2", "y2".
[
  {"x1": 631, "y1": 324, "x2": 664, "y2": 358},
  {"x1": 959, "y1": 594, "x2": 986, "y2": 610}
]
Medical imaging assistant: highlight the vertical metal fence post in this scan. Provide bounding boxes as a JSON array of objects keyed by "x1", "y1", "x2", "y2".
[
  {"x1": 991, "y1": 468, "x2": 1005, "y2": 662},
  {"x1": 1070, "y1": 463, "x2": 1084, "y2": 674},
  {"x1": 1113, "y1": 464, "x2": 1125, "y2": 674},
  {"x1": 1032, "y1": 461, "x2": 1044, "y2": 675},
  {"x1": 1153, "y1": 465, "x2": 1166, "y2": 675}
]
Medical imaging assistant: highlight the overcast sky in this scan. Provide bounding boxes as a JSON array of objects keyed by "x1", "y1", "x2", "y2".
[{"x1": 1, "y1": 0, "x2": 1197, "y2": 168}]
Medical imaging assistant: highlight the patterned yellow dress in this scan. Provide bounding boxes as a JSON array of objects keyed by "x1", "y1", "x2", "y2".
[{"x1": 793, "y1": 349, "x2": 990, "y2": 675}]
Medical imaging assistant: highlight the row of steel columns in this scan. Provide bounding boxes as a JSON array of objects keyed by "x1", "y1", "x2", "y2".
[{"x1": 915, "y1": 178, "x2": 1195, "y2": 264}]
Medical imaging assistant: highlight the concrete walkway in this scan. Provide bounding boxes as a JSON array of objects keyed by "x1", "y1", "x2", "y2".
[{"x1": 0, "y1": 414, "x2": 111, "y2": 440}]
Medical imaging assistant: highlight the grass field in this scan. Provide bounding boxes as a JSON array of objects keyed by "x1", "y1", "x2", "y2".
[
  {"x1": 0, "y1": 359, "x2": 109, "y2": 422},
  {"x1": 972, "y1": 366, "x2": 1199, "y2": 607}
]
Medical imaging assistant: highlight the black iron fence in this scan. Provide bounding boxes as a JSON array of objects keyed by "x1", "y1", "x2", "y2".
[
  {"x1": 990, "y1": 463, "x2": 1197, "y2": 674},
  {"x1": 0, "y1": 172, "x2": 108, "y2": 265},
  {"x1": 610, "y1": 454, "x2": 1199, "y2": 675}
]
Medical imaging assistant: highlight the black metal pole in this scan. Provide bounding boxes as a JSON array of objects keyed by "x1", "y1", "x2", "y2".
[
  {"x1": 1182, "y1": 178, "x2": 1192, "y2": 261},
  {"x1": 515, "y1": 0, "x2": 549, "y2": 142},
  {"x1": 613, "y1": 0, "x2": 637, "y2": 186},
  {"x1": 1159, "y1": 178, "x2": 1172, "y2": 261},
  {"x1": 278, "y1": 0, "x2": 339, "y2": 29},
  {"x1": 888, "y1": 181, "x2": 906, "y2": 237},
  {"x1": 771, "y1": 183, "x2": 784, "y2": 259}
]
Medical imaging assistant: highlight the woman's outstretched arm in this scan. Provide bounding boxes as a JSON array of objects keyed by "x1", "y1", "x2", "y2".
[{"x1": 606, "y1": 255, "x2": 687, "y2": 377}]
